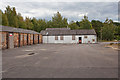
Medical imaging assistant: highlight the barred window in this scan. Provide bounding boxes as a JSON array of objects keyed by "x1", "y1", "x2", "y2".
[
  {"x1": 72, "y1": 35, "x2": 75, "y2": 40},
  {"x1": 60, "y1": 36, "x2": 63, "y2": 40},
  {"x1": 55, "y1": 36, "x2": 58, "y2": 40}
]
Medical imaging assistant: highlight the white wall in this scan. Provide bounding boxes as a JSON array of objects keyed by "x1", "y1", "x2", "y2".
[{"x1": 43, "y1": 35, "x2": 97, "y2": 43}]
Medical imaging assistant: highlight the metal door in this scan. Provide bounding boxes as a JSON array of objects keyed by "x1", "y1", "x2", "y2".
[{"x1": 8, "y1": 33, "x2": 14, "y2": 49}]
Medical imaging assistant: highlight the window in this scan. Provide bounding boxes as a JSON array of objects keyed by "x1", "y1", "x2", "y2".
[
  {"x1": 55, "y1": 36, "x2": 58, "y2": 40},
  {"x1": 72, "y1": 35, "x2": 75, "y2": 40},
  {"x1": 92, "y1": 39, "x2": 95, "y2": 42},
  {"x1": 60, "y1": 36, "x2": 64, "y2": 40},
  {"x1": 84, "y1": 36, "x2": 87, "y2": 38}
]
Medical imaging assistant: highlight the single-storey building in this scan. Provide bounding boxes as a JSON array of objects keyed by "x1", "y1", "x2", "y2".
[
  {"x1": 40, "y1": 28, "x2": 97, "y2": 44},
  {"x1": 0, "y1": 26, "x2": 42, "y2": 50}
]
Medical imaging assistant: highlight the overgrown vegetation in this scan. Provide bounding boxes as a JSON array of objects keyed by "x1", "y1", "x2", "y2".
[{"x1": 0, "y1": 6, "x2": 120, "y2": 41}]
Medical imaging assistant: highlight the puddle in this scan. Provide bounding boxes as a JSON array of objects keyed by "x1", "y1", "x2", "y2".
[{"x1": 28, "y1": 53, "x2": 35, "y2": 55}]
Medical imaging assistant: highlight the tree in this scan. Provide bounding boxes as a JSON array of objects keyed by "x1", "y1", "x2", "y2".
[
  {"x1": 25, "y1": 17, "x2": 33, "y2": 30},
  {"x1": 52, "y1": 12, "x2": 68, "y2": 28},
  {"x1": 68, "y1": 21, "x2": 79, "y2": 30},
  {"x1": 91, "y1": 20, "x2": 103, "y2": 40},
  {"x1": 2, "y1": 13, "x2": 9, "y2": 26},
  {"x1": 31, "y1": 17, "x2": 39, "y2": 31},
  {"x1": 76, "y1": 21, "x2": 80, "y2": 27},
  {"x1": 0, "y1": 10, "x2": 2, "y2": 25},
  {"x1": 12, "y1": 7, "x2": 18, "y2": 27},
  {"x1": 80, "y1": 16, "x2": 93, "y2": 29},
  {"x1": 114, "y1": 25, "x2": 120, "y2": 40},
  {"x1": 37, "y1": 19, "x2": 47, "y2": 32},
  {"x1": 46, "y1": 20, "x2": 53, "y2": 28},
  {"x1": 5, "y1": 6, "x2": 18, "y2": 27},
  {"x1": 101, "y1": 19, "x2": 115, "y2": 41},
  {"x1": 17, "y1": 13, "x2": 26, "y2": 29}
]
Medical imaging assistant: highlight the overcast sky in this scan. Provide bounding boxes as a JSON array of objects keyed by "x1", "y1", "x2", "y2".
[{"x1": 0, "y1": 0, "x2": 119, "y2": 22}]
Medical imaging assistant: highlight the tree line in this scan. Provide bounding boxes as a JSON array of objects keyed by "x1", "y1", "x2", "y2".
[{"x1": 0, "y1": 6, "x2": 120, "y2": 41}]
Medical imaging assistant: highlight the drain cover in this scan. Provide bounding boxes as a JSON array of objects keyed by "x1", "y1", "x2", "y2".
[{"x1": 28, "y1": 53, "x2": 35, "y2": 55}]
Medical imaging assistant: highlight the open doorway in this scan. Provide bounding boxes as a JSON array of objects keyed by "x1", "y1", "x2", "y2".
[{"x1": 79, "y1": 37, "x2": 82, "y2": 44}]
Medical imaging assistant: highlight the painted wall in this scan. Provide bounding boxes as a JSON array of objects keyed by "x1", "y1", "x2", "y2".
[{"x1": 42, "y1": 35, "x2": 97, "y2": 43}]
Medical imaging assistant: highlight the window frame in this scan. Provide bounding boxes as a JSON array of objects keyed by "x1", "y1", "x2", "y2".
[
  {"x1": 72, "y1": 35, "x2": 75, "y2": 40},
  {"x1": 60, "y1": 36, "x2": 64, "y2": 40},
  {"x1": 92, "y1": 39, "x2": 95, "y2": 42},
  {"x1": 84, "y1": 36, "x2": 88, "y2": 38},
  {"x1": 55, "y1": 36, "x2": 58, "y2": 40}
]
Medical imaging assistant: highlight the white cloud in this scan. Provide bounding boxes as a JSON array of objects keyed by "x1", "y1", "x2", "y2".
[
  {"x1": 22, "y1": 8, "x2": 57, "y2": 18},
  {"x1": 78, "y1": 14, "x2": 85, "y2": 17},
  {"x1": 78, "y1": 13, "x2": 88, "y2": 17},
  {"x1": 0, "y1": 2, "x2": 118, "y2": 22}
]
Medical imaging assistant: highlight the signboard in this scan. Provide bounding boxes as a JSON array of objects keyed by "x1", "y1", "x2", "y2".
[{"x1": 9, "y1": 33, "x2": 13, "y2": 36}]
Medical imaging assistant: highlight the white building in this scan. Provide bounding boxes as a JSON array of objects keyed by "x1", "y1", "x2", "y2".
[{"x1": 40, "y1": 28, "x2": 97, "y2": 44}]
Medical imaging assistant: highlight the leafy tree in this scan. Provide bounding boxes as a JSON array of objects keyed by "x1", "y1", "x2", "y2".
[
  {"x1": 101, "y1": 19, "x2": 115, "y2": 41},
  {"x1": 52, "y1": 12, "x2": 68, "y2": 28},
  {"x1": 5, "y1": 6, "x2": 18, "y2": 27},
  {"x1": 46, "y1": 20, "x2": 53, "y2": 28},
  {"x1": 76, "y1": 21, "x2": 80, "y2": 27},
  {"x1": 68, "y1": 21, "x2": 79, "y2": 30},
  {"x1": 37, "y1": 19, "x2": 47, "y2": 32},
  {"x1": 17, "y1": 13, "x2": 26, "y2": 29},
  {"x1": 0, "y1": 10, "x2": 2, "y2": 25},
  {"x1": 114, "y1": 25, "x2": 120, "y2": 40},
  {"x1": 12, "y1": 7, "x2": 18, "y2": 27},
  {"x1": 2, "y1": 13, "x2": 9, "y2": 26},
  {"x1": 25, "y1": 17, "x2": 33, "y2": 30},
  {"x1": 80, "y1": 16, "x2": 93, "y2": 29},
  {"x1": 91, "y1": 20, "x2": 103, "y2": 40},
  {"x1": 31, "y1": 17, "x2": 39, "y2": 31}
]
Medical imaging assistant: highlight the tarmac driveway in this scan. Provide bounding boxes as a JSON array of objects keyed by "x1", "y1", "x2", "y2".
[{"x1": 2, "y1": 44, "x2": 118, "y2": 78}]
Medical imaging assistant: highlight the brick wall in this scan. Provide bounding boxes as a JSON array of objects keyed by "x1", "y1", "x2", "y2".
[
  {"x1": 14, "y1": 33, "x2": 19, "y2": 47},
  {"x1": 1, "y1": 32, "x2": 7, "y2": 49},
  {"x1": 1, "y1": 32, "x2": 41, "y2": 50},
  {"x1": 30, "y1": 34, "x2": 33, "y2": 45},
  {"x1": 34, "y1": 34, "x2": 38, "y2": 44},
  {"x1": 28, "y1": 34, "x2": 31, "y2": 45},
  {"x1": 20, "y1": 33, "x2": 24, "y2": 46},
  {"x1": 39, "y1": 34, "x2": 42, "y2": 44},
  {"x1": 23, "y1": 33, "x2": 27, "y2": 46}
]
